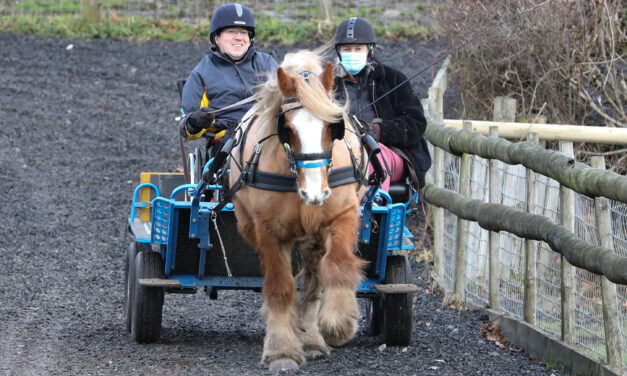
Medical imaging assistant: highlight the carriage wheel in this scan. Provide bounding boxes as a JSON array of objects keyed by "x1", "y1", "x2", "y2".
[
  {"x1": 131, "y1": 251, "x2": 165, "y2": 343},
  {"x1": 124, "y1": 242, "x2": 139, "y2": 332},
  {"x1": 365, "y1": 296, "x2": 383, "y2": 336},
  {"x1": 382, "y1": 255, "x2": 414, "y2": 346}
]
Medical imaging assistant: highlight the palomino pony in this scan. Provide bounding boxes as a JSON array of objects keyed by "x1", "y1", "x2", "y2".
[{"x1": 228, "y1": 50, "x2": 367, "y2": 371}]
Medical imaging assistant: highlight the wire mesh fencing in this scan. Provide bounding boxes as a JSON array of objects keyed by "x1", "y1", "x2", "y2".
[{"x1": 432, "y1": 143, "x2": 627, "y2": 368}]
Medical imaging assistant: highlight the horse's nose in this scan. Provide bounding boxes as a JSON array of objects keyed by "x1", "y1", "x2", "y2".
[
  {"x1": 298, "y1": 188, "x2": 309, "y2": 201},
  {"x1": 298, "y1": 188, "x2": 330, "y2": 206},
  {"x1": 322, "y1": 188, "x2": 331, "y2": 200}
]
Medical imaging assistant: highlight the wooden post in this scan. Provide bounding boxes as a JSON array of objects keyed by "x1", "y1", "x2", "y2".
[
  {"x1": 316, "y1": 0, "x2": 333, "y2": 25},
  {"x1": 432, "y1": 147, "x2": 445, "y2": 283},
  {"x1": 591, "y1": 156, "x2": 621, "y2": 368},
  {"x1": 518, "y1": 114, "x2": 547, "y2": 125},
  {"x1": 429, "y1": 87, "x2": 445, "y2": 284},
  {"x1": 428, "y1": 87, "x2": 444, "y2": 124},
  {"x1": 82, "y1": 0, "x2": 102, "y2": 24},
  {"x1": 523, "y1": 133, "x2": 539, "y2": 325},
  {"x1": 488, "y1": 126, "x2": 501, "y2": 310},
  {"x1": 491, "y1": 97, "x2": 515, "y2": 310},
  {"x1": 494, "y1": 96, "x2": 517, "y2": 123},
  {"x1": 432, "y1": 57, "x2": 449, "y2": 97},
  {"x1": 454, "y1": 121, "x2": 472, "y2": 303},
  {"x1": 559, "y1": 141, "x2": 576, "y2": 345}
]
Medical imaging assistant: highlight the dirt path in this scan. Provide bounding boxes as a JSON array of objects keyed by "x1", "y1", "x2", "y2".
[{"x1": 0, "y1": 32, "x2": 559, "y2": 375}]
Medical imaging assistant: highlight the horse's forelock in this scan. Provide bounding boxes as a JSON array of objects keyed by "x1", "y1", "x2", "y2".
[
  {"x1": 280, "y1": 50, "x2": 325, "y2": 76},
  {"x1": 253, "y1": 49, "x2": 344, "y2": 142}
]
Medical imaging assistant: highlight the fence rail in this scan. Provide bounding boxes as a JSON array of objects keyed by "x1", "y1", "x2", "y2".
[{"x1": 423, "y1": 58, "x2": 626, "y2": 374}]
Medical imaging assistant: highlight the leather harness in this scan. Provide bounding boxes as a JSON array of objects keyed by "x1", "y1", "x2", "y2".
[{"x1": 209, "y1": 102, "x2": 368, "y2": 213}]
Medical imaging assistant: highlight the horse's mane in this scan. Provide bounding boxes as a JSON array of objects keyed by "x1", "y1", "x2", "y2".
[{"x1": 253, "y1": 49, "x2": 346, "y2": 143}]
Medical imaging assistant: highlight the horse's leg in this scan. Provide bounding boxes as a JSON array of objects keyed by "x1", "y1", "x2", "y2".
[
  {"x1": 318, "y1": 208, "x2": 366, "y2": 347},
  {"x1": 232, "y1": 198, "x2": 256, "y2": 248},
  {"x1": 295, "y1": 237, "x2": 330, "y2": 358},
  {"x1": 257, "y1": 224, "x2": 305, "y2": 371}
]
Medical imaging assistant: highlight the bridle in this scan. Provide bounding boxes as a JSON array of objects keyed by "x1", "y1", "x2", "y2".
[{"x1": 274, "y1": 81, "x2": 345, "y2": 176}]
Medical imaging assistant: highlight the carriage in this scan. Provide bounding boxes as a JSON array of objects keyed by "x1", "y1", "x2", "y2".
[
  {"x1": 125, "y1": 171, "x2": 419, "y2": 336},
  {"x1": 124, "y1": 51, "x2": 421, "y2": 369}
]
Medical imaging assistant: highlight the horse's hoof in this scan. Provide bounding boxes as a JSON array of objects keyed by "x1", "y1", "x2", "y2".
[
  {"x1": 305, "y1": 349, "x2": 326, "y2": 360},
  {"x1": 303, "y1": 341, "x2": 330, "y2": 359},
  {"x1": 320, "y1": 315, "x2": 358, "y2": 347},
  {"x1": 268, "y1": 359, "x2": 300, "y2": 373}
]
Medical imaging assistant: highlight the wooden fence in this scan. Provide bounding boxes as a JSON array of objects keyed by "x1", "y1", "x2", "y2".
[{"x1": 422, "y1": 57, "x2": 627, "y2": 375}]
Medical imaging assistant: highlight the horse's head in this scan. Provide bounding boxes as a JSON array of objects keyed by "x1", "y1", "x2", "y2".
[{"x1": 276, "y1": 62, "x2": 345, "y2": 206}]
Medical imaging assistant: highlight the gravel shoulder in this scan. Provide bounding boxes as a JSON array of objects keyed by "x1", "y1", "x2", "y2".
[{"x1": 0, "y1": 33, "x2": 559, "y2": 375}]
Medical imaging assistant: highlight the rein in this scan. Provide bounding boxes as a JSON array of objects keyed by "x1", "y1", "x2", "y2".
[{"x1": 206, "y1": 95, "x2": 257, "y2": 116}]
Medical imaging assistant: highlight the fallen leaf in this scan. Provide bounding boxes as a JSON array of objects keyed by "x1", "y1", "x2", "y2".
[{"x1": 480, "y1": 322, "x2": 505, "y2": 342}]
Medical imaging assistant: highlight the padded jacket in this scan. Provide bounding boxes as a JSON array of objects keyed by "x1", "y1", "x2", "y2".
[
  {"x1": 334, "y1": 57, "x2": 431, "y2": 189},
  {"x1": 182, "y1": 46, "x2": 278, "y2": 128}
]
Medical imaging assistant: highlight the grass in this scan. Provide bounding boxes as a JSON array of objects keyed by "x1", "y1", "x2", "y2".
[
  {"x1": 0, "y1": 4, "x2": 436, "y2": 42},
  {"x1": 0, "y1": 14, "x2": 200, "y2": 40}
]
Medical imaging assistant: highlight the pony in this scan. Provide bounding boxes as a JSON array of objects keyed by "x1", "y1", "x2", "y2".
[{"x1": 228, "y1": 50, "x2": 367, "y2": 371}]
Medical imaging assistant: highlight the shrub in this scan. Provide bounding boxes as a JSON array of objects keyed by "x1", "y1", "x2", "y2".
[{"x1": 439, "y1": 0, "x2": 624, "y2": 128}]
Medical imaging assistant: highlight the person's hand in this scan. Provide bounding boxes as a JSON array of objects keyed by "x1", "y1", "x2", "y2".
[
  {"x1": 186, "y1": 107, "x2": 215, "y2": 133},
  {"x1": 369, "y1": 119, "x2": 382, "y2": 141}
]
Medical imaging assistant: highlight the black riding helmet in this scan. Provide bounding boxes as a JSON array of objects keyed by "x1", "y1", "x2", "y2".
[
  {"x1": 210, "y1": 3, "x2": 256, "y2": 45},
  {"x1": 334, "y1": 17, "x2": 376, "y2": 57}
]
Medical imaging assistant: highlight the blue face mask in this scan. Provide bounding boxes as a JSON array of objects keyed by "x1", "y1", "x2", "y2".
[{"x1": 340, "y1": 52, "x2": 368, "y2": 75}]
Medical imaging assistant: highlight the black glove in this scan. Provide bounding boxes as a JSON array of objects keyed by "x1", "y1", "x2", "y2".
[{"x1": 185, "y1": 107, "x2": 215, "y2": 133}]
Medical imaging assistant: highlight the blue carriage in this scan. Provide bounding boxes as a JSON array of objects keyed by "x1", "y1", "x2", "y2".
[{"x1": 125, "y1": 171, "x2": 419, "y2": 345}]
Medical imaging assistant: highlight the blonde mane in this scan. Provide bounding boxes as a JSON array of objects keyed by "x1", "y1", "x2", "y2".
[{"x1": 252, "y1": 49, "x2": 346, "y2": 144}]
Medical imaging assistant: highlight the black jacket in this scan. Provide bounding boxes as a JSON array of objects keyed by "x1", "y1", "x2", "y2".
[{"x1": 334, "y1": 57, "x2": 431, "y2": 189}]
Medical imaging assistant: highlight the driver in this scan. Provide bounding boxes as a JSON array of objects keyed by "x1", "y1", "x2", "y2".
[
  {"x1": 332, "y1": 17, "x2": 431, "y2": 192},
  {"x1": 180, "y1": 3, "x2": 278, "y2": 142}
]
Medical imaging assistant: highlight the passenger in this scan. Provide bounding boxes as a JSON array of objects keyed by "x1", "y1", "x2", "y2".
[
  {"x1": 180, "y1": 3, "x2": 278, "y2": 145},
  {"x1": 332, "y1": 17, "x2": 431, "y2": 192}
]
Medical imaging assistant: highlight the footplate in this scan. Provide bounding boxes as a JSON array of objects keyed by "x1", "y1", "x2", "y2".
[
  {"x1": 373, "y1": 283, "x2": 420, "y2": 294},
  {"x1": 138, "y1": 278, "x2": 182, "y2": 288}
]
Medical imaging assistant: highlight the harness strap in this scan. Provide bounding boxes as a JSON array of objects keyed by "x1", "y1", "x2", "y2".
[
  {"x1": 292, "y1": 150, "x2": 332, "y2": 161},
  {"x1": 246, "y1": 170, "x2": 298, "y2": 191},
  {"x1": 344, "y1": 138, "x2": 368, "y2": 188},
  {"x1": 243, "y1": 166, "x2": 360, "y2": 192},
  {"x1": 329, "y1": 166, "x2": 363, "y2": 188},
  {"x1": 211, "y1": 141, "x2": 262, "y2": 214}
]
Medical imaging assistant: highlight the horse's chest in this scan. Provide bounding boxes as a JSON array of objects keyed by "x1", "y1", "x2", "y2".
[{"x1": 266, "y1": 211, "x2": 326, "y2": 240}]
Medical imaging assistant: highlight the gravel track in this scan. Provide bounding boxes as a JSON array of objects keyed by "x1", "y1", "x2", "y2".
[{"x1": 0, "y1": 32, "x2": 561, "y2": 375}]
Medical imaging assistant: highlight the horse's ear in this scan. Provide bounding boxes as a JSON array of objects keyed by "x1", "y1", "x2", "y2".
[
  {"x1": 319, "y1": 62, "x2": 334, "y2": 93},
  {"x1": 277, "y1": 67, "x2": 297, "y2": 98}
]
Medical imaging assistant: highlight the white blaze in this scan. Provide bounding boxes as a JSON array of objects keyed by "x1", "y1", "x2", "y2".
[{"x1": 291, "y1": 109, "x2": 328, "y2": 204}]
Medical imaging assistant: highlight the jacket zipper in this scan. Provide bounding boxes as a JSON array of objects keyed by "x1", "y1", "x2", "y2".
[{"x1": 371, "y1": 78, "x2": 379, "y2": 119}]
